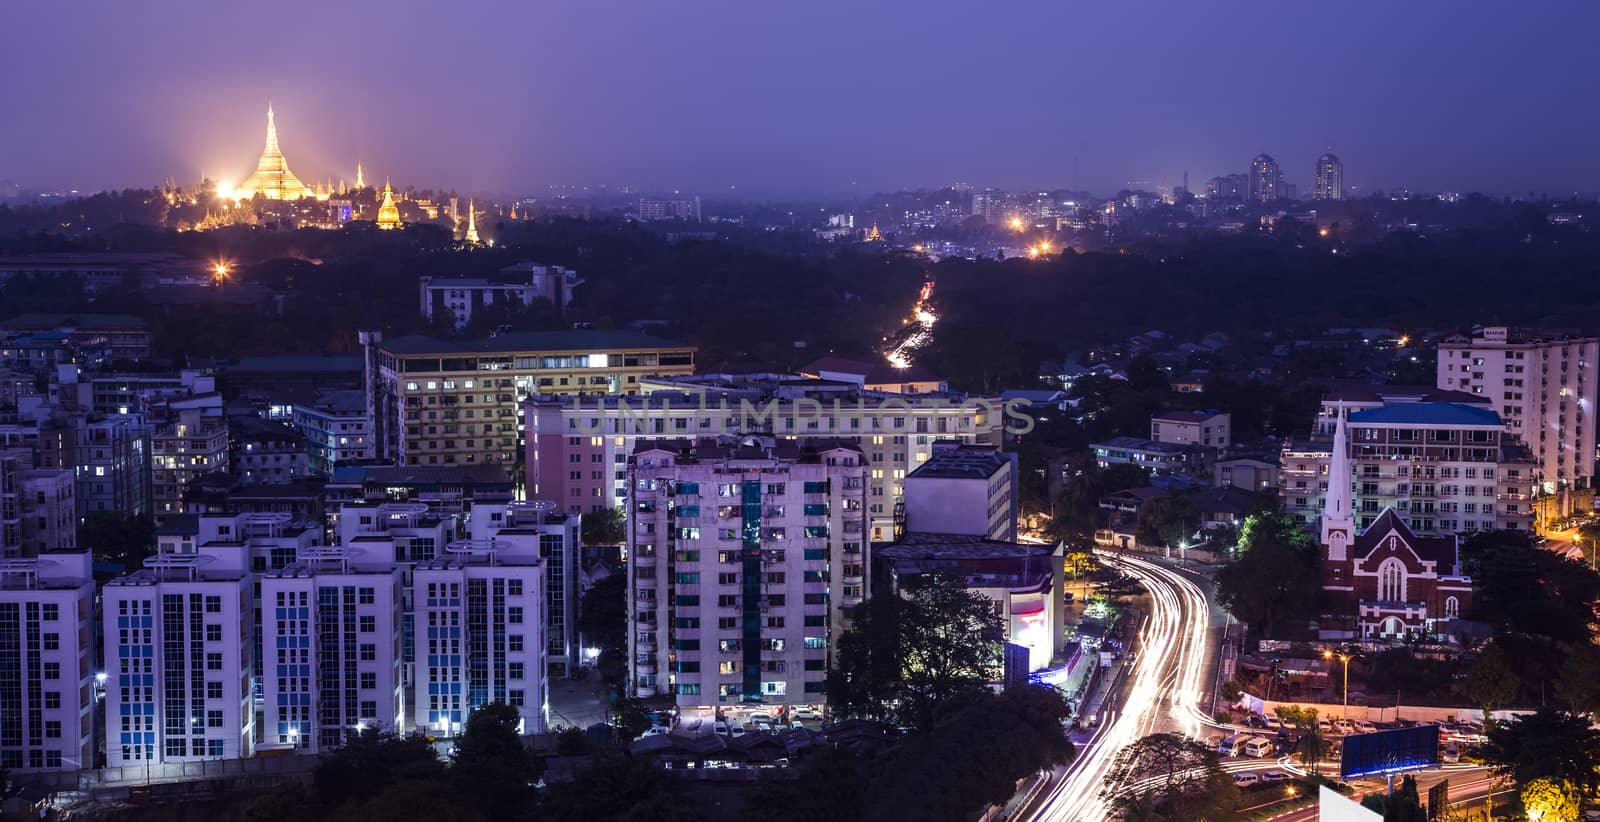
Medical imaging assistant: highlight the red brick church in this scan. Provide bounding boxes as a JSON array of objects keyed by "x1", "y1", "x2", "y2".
[{"x1": 1319, "y1": 406, "x2": 1473, "y2": 640}]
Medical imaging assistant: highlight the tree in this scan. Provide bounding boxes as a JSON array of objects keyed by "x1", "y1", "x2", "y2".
[
  {"x1": 581, "y1": 506, "x2": 627, "y2": 547},
  {"x1": 894, "y1": 570, "x2": 1005, "y2": 730},
  {"x1": 1519, "y1": 777, "x2": 1582, "y2": 822},
  {"x1": 1455, "y1": 643, "x2": 1519, "y2": 722},
  {"x1": 452, "y1": 702, "x2": 533, "y2": 819},
  {"x1": 1102, "y1": 732, "x2": 1240, "y2": 821},
  {"x1": 1359, "y1": 774, "x2": 1426, "y2": 822},
  {"x1": 578, "y1": 570, "x2": 627, "y2": 688},
  {"x1": 1215, "y1": 513, "x2": 1322, "y2": 640},
  {"x1": 78, "y1": 511, "x2": 155, "y2": 568},
  {"x1": 1477, "y1": 709, "x2": 1600, "y2": 799},
  {"x1": 866, "y1": 688, "x2": 1076, "y2": 822},
  {"x1": 544, "y1": 752, "x2": 698, "y2": 822},
  {"x1": 1275, "y1": 705, "x2": 1328, "y2": 774},
  {"x1": 1136, "y1": 494, "x2": 1199, "y2": 549},
  {"x1": 825, "y1": 592, "x2": 903, "y2": 722},
  {"x1": 314, "y1": 727, "x2": 445, "y2": 808},
  {"x1": 740, "y1": 747, "x2": 868, "y2": 822},
  {"x1": 1462, "y1": 530, "x2": 1600, "y2": 644},
  {"x1": 1554, "y1": 643, "x2": 1600, "y2": 720}
]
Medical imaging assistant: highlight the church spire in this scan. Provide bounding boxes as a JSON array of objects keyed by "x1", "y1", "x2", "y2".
[
  {"x1": 355, "y1": 162, "x2": 365, "y2": 190},
  {"x1": 1322, "y1": 401, "x2": 1355, "y2": 560}
]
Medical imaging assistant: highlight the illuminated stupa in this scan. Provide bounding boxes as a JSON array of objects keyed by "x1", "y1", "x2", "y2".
[
  {"x1": 376, "y1": 180, "x2": 402, "y2": 229},
  {"x1": 464, "y1": 199, "x2": 480, "y2": 244},
  {"x1": 234, "y1": 104, "x2": 315, "y2": 200}
]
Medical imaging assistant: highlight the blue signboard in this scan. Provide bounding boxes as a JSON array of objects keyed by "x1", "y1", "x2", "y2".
[{"x1": 1340, "y1": 725, "x2": 1440, "y2": 778}]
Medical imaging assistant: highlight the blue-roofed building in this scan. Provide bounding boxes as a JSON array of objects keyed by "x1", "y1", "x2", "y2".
[{"x1": 1280, "y1": 400, "x2": 1537, "y2": 538}]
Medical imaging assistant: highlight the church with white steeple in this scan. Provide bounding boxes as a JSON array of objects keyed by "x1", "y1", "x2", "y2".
[{"x1": 1319, "y1": 403, "x2": 1474, "y2": 640}]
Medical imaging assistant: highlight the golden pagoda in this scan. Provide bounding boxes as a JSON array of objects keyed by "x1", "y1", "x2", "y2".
[
  {"x1": 866, "y1": 222, "x2": 883, "y2": 242},
  {"x1": 355, "y1": 162, "x2": 366, "y2": 190},
  {"x1": 463, "y1": 199, "x2": 480, "y2": 244},
  {"x1": 234, "y1": 104, "x2": 315, "y2": 200},
  {"x1": 376, "y1": 180, "x2": 401, "y2": 229}
]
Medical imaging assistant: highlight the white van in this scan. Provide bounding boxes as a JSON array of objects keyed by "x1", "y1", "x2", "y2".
[
  {"x1": 1218, "y1": 734, "x2": 1248, "y2": 756},
  {"x1": 1232, "y1": 772, "x2": 1261, "y2": 787},
  {"x1": 1243, "y1": 737, "x2": 1275, "y2": 758}
]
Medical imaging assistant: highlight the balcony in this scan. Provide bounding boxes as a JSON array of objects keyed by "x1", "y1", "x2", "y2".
[
  {"x1": 636, "y1": 661, "x2": 657, "y2": 675},
  {"x1": 638, "y1": 641, "x2": 657, "y2": 654},
  {"x1": 636, "y1": 684, "x2": 656, "y2": 698}
]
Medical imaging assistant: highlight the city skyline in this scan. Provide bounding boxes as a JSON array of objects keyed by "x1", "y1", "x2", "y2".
[{"x1": 3, "y1": 1, "x2": 1599, "y2": 198}]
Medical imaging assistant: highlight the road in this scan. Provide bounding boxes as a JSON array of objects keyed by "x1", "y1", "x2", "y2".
[
  {"x1": 1271, "y1": 765, "x2": 1499, "y2": 821},
  {"x1": 1028, "y1": 551, "x2": 1224, "y2": 821}
]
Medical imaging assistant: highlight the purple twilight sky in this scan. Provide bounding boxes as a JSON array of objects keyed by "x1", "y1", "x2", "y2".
[{"x1": 2, "y1": 0, "x2": 1597, "y2": 198}]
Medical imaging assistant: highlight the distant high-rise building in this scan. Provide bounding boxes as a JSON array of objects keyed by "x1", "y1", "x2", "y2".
[
  {"x1": 1437, "y1": 327, "x2": 1600, "y2": 498},
  {"x1": 1248, "y1": 154, "x2": 1280, "y2": 203},
  {"x1": 0, "y1": 551, "x2": 96, "y2": 771},
  {"x1": 1313, "y1": 153, "x2": 1344, "y2": 201},
  {"x1": 637, "y1": 197, "x2": 702, "y2": 222}
]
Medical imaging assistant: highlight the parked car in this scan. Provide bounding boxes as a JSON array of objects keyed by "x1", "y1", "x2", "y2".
[
  {"x1": 1332, "y1": 719, "x2": 1355, "y2": 735},
  {"x1": 1260, "y1": 770, "x2": 1290, "y2": 783},
  {"x1": 1353, "y1": 721, "x2": 1377, "y2": 734},
  {"x1": 792, "y1": 708, "x2": 825, "y2": 722},
  {"x1": 714, "y1": 720, "x2": 730, "y2": 736},
  {"x1": 728, "y1": 720, "x2": 746, "y2": 738},
  {"x1": 637, "y1": 725, "x2": 669, "y2": 740},
  {"x1": 1246, "y1": 714, "x2": 1269, "y2": 730},
  {"x1": 1243, "y1": 737, "x2": 1276, "y2": 758},
  {"x1": 1218, "y1": 734, "x2": 1249, "y2": 756},
  {"x1": 1232, "y1": 773, "x2": 1261, "y2": 787}
]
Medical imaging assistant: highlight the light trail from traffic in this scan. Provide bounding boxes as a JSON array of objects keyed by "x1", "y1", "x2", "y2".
[
  {"x1": 885, "y1": 280, "x2": 935, "y2": 368},
  {"x1": 1030, "y1": 552, "x2": 1217, "y2": 821}
]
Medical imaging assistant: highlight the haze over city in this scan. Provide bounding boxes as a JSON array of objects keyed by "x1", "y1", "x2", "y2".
[{"x1": 4, "y1": 0, "x2": 1599, "y2": 196}]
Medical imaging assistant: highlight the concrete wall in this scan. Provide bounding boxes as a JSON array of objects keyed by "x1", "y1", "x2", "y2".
[{"x1": 1236, "y1": 691, "x2": 1529, "y2": 725}]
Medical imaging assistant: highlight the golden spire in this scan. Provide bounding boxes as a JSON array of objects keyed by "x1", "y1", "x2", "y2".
[
  {"x1": 235, "y1": 102, "x2": 314, "y2": 200},
  {"x1": 355, "y1": 162, "x2": 365, "y2": 189},
  {"x1": 464, "y1": 198, "x2": 480, "y2": 244},
  {"x1": 509, "y1": 204, "x2": 518, "y2": 220},
  {"x1": 376, "y1": 179, "x2": 401, "y2": 230}
]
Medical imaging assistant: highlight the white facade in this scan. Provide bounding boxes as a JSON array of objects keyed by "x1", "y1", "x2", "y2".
[
  {"x1": 419, "y1": 264, "x2": 582, "y2": 332},
  {"x1": 260, "y1": 543, "x2": 405, "y2": 753},
  {"x1": 103, "y1": 537, "x2": 254, "y2": 766},
  {"x1": 1437, "y1": 327, "x2": 1599, "y2": 493},
  {"x1": 626, "y1": 439, "x2": 869, "y2": 714},
  {"x1": 469, "y1": 501, "x2": 582, "y2": 677},
  {"x1": 291, "y1": 390, "x2": 371, "y2": 476},
  {"x1": 21, "y1": 469, "x2": 76, "y2": 556},
  {"x1": 1150, "y1": 411, "x2": 1231, "y2": 451},
  {"x1": 413, "y1": 539, "x2": 547, "y2": 737},
  {"x1": 902, "y1": 444, "x2": 1017, "y2": 542},
  {"x1": 0, "y1": 551, "x2": 95, "y2": 771}
]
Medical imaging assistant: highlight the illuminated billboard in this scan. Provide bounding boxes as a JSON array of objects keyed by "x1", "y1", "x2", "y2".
[{"x1": 1339, "y1": 725, "x2": 1440, "y2": 779}]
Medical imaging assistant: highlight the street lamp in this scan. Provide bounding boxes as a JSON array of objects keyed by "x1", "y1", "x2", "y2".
[{"x1": 1323, "y1": 649, "x2": 1352, "y2": 720}]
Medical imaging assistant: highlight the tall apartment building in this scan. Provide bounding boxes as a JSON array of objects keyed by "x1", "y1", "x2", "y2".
[
  {"x1": 20, "y1": 468, "x2": 75, "y2": 556},
  {"x1": 74, "y1": 414, "x2": 152, "y2": 517},
  {"x1": 151, "y1": 407, "x2": 229, "y2": 518},
  {"x1": 1249, "y1": 153, "x2": 1280, "y2": 203},
  {"x1": 0, "y1": 551, "x2": 96, "y2": 771},
  {"x1": 1281, "y1": 402, "x2": 1536, "y2": 536},
  {"x1": 626, "y1": 439, "x2": 870, "y2": 716},
  {"x1": 291, "y1": 390, "x2": 371, "y2": 476},
  {"x1": 412, "y1": 537, "x2": 547, "y2": 737},
  {"x1": 338, "y1": 502, "x2": 456, "y2": 700},
  {"x1": 361, "y1": 329, "x2": 697, "y2": 468},
  {"x1": 1, "y1": 451, "x2": 75, "y2": 558},
  {"x1": 1437, "y1": 327, "x2": 1599, "y2": 495},
  {"x1": 526, "y1": 377, "x2": 1002, "y2": 539},
  {"x1": 230, "y1": 416, "x2": 311, "y2": 484},
  {"x1": 103, "y1": 528, "x2": 254, "y2": 766},
  {"x1": 901, "y1": 442, "x2": 1018, "y2": 542},
  {"x1": 469, "y1": 501, "x2": 582, "y2": 677},
  {"x1": 260, "y1": 542, "x2": 405, "y2": 753},
  {"x1": 1313, "y1": 152, "x2": 1344, "y2": 201}
]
